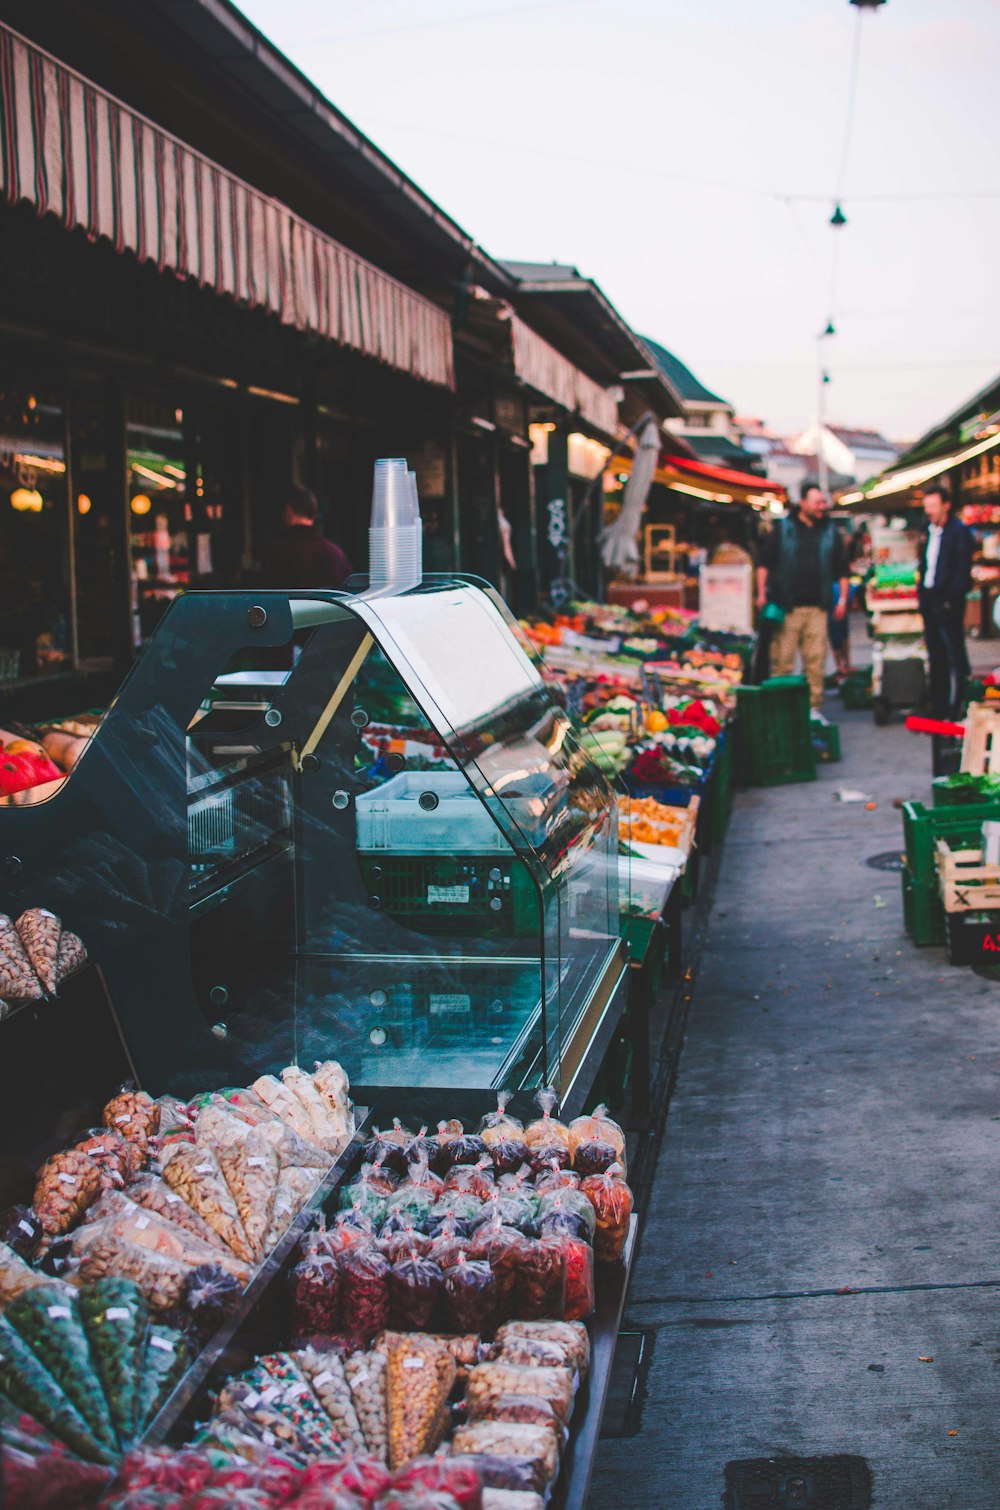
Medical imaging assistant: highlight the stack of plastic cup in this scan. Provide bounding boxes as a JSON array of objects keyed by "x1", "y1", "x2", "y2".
[{"x1": 369, "y1": 457, "x2": 422, "y2": 591}]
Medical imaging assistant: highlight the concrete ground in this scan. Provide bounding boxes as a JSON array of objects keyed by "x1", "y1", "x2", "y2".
[{"x1": 592, "y1": 638, "x2": 1000, "y2": 1510}]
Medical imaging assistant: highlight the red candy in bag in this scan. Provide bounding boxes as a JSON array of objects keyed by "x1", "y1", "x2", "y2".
[
  {"x1": 443, "y1": 1252, "x2": 498, "y2": 1335},
  {"x1": 391, "y1": 1455, "x2": 484, "y2": 1510},
  {"x1": 290, "y1": 1251, "x2": 342, "y2": 1336},
  {"x1": 388, "y1": 1251, "x2": 444, "y2": 1331},
  {"x1": 339, "y1": 1245, "x2": 391, "y2": 1339}
]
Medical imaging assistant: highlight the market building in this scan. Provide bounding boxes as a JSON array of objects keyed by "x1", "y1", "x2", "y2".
[{"x1": 0, "y1": 2, "x2": 662, "y2": 713}]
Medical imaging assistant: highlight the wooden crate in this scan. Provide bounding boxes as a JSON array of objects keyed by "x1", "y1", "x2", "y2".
[
  {"x1": 961, "y1": 704, "x2": 1000, "y2": 776},
  {"x1": 935, "y1": 838, "x2": 1000, "y2": 912}
]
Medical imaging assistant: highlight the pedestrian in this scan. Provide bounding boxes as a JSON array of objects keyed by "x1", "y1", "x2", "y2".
[
  {"x1": 828, "y1": 577, "x2": 853, "y2": 678},
  {"x1": 265, "y1": 484, "x2": 352, "y2": 589},
  {"x1": 917, "y1": 481, "x2": 973, "y2": 717},
  {"x1": 755, "y1": 481, "x2": 849, "y2": 710}
]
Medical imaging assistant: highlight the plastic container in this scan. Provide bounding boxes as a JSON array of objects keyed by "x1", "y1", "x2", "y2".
[{"x1": 735, "y1": 677, "x2": 816, "y2": 787}]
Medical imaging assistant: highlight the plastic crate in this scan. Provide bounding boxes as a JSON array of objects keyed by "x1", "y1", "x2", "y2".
[
  {"x1": 946, "y1": 911, "x2": 1000, "y2": 967},
  {"x1": 709, "y1": 727, "x2": 734, "y2": 846},
  {"x1": 840, "y1": 669, "x2": 873, "y2": 710},
  {"x1": 901, "y1": 799, "x2": 1000, "y2": 945},
  {"x1": 358, "y1": 852, "x2": 538, "y2": 934},
  {"x1": 735, "y1": 676, "x2": 817, "y2": 787},
  {"x1": 932, "y1": 774, "x2": 1000, "y2": 807},
  {"x1": 355, "y1": 771, "x2": 509, "y2": 854},
  {"x1": 811, "y1": 719, "x2": 841, "y2": 763}
]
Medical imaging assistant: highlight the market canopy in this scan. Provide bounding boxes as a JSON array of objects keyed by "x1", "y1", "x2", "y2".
[
  {"x1": 0, "y1": 22, "x2": 454, "y2": 388},
  {"x1": 840, "y1": 429, "x2": 1000, "y2": 505},
  {"x1": 655, "y1": 453, "x2": 786, "y2": 506}
]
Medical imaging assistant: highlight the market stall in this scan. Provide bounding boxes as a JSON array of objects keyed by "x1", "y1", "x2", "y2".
[{"x1": 0, "y1": 571, "x2": 645, "y2": 1508}]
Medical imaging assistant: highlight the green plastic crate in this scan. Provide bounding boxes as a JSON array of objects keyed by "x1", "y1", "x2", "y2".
[
  {"x1": 736, "y1": 676, "x2": 817, "y2": 787},
  {"x1": 931, "y1": 774, "x2": 1000, "y2": 807},
  {"x1": 840, "y1": 669, "x2": 873, "y2": 710},
  {"x1": 709, "y1": 727, "x2": 734, "y2": 845},
  {"x1": 901, "y1": 799, "x2": 1000, "y2": 945}
]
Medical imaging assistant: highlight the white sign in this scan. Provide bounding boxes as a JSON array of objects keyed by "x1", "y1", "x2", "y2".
[{"x1": 699, "y1": 564, "x2": 753, "y2": 633}]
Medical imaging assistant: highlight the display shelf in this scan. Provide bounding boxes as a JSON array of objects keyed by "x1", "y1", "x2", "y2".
[
  {"x1": 552, "y1": 1216, "x2": 638, "y2": 1510},
  {"x1": 135, "y1": 1110, "x2": 370, "y2": 1452}
]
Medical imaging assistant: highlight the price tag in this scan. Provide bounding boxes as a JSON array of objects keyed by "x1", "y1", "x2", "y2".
[
  {"x1": 285, "y1": 1383, "x2": 308, "y2": 1400},
  {"x1": 115, "y1": 1115, "x2": 132, "y2": 1125},
  {"x1": 56, "y1": 1174, "x2": 77, "y2": 1186},
  {"x1": 352, "y1": 1368, "x2": 370, "y2": 1384},
  {"x1": 402, "y1": 1357, "x2": 425, "y2": 1370},
  {"x1": 261, "y1": 1385, "x2": 280, "y2": 1404},
  {"x1": 150, "y1": 1337, "x2": 175, "y2": 1353},
  {"x1": 105, "y1": 1308, "x2": 132, "y2": 1321},
  {"x1": 134, "y1": 1215, "x2": 150, "y2": 1230},
  {"x1": 313, "y1": 1370, "x2": 334, "y2": 1388},
  {"x1": 165, "y1": 1192, "x2": 181, "y2": 1203},
  {"x1": 248, "y1": 1157, "x2": 267, "y2": 1168},
  {"x1": 47, "y1": 1305, "x2": 71, "y2": 1319},
  {"x1": 194, "y1": 1163, "x2": 214, "y2": 1174},
  {"x1": 262, "y1": 1429, "x2": 276, "y2": 1446},
  {"x1": 18, "y1": 1220, "x2": 34, "y2": 1237},
  {"x1": 243, "y1": 1390, "x2": 261, "y2": 1408}
]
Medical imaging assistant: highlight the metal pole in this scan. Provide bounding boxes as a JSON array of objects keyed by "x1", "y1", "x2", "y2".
[{"x1": 816, "y1": 339, "x2": 830, "y2": 497}]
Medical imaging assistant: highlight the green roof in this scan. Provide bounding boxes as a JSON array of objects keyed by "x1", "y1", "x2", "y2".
[{"x1": 641, "y1": 336, "x2": 729, "y2": 408}]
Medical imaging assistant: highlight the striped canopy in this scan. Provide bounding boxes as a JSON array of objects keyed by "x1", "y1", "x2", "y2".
[{"x1": 0, "y1": 22, "x2": 454, "y2": 389}]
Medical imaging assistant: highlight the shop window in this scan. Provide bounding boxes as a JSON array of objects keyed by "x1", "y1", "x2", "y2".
[
  {"x1": 0, "y1": 384, "x2": 71, "y2": 682},
  {"x1": 126, "y1": 399, "x2": 192, "y2": 650}
]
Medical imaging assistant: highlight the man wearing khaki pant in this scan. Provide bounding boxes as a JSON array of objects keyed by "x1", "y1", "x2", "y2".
[{"x1": 756, "y1": 483, "x2": 849, "y2": 710}]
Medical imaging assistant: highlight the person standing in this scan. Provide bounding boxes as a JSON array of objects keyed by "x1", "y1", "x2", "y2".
[
  {"x1": 917, "y1": 482, "x2": 973, "y2": 717},
  {"x1": 265, "y1": 484, "x2": 352, "y2": 589},
  {"x1": 756, "y1": 482, "x2": 849, "y2": 710}
]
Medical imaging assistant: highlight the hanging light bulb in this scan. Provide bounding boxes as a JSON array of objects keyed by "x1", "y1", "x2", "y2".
[
  {"x1": 830, "y1": 204, "x2": 848, "y2": 228},
  {"x1": 130, "y1": 493, "x2": 152, "y2": 516},
  {"x1": 10, "y1": 487, "x2": 42, "y2": 512}
]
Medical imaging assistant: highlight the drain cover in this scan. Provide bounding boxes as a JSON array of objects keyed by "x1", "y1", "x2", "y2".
[
  {"x1": 865, "y1": 851, "x2": 905, "y2": 872},
  {"x1": 725, "y1": 1456, "x2": 872, "y2": 1510}
]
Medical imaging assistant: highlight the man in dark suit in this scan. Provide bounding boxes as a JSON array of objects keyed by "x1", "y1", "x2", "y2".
[{"x1": 918, "y1": 481, "x2": 974, "y2": 717}]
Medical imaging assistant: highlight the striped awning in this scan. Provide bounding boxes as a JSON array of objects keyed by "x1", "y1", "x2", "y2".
[
  {"x1": 510, "y1": 314, "x2": 619, "y2": 437},
  {"x1": 0, "y1": 23, "x2": 454, "y2": 389}
]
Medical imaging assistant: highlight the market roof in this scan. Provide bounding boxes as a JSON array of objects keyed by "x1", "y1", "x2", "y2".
[
  {"x1": 889, "y1": 371, "x2": 1000, "y2": 471},
  {"x1": 640, "y1": 336, "x2": 731, "y2": 409},
  {"x1": 682, "y1": 433, "x2": 768, "y2": 476},
  {"x1": 5, "y1": 0, "x2": 514, "y2": 296},
  {"x1": 499, "y1": 262, "x2": 685, "y2": 422},
  {"x1": 842, "y1": 370, "x2": 1000, "y2": 504}
]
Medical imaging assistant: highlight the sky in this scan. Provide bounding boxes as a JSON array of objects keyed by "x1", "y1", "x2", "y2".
[{"x1": 238, "y1": 0, "x2": 1000, "y2": 443}]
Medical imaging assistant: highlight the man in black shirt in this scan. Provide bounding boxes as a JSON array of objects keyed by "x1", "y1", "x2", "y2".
[{"x1": 756, "y1": 482, "x2": 850, "y2": 709}]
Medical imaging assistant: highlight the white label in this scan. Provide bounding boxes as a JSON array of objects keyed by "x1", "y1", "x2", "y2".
[
  {"x1": 261, "y1": 1385, "x2": 280, "y2": 1404},
  {"x1": 402, "y1": 1357, "x2": 425, "y2": 1370},
  {"x1": 105, "y1": 1308, "x2": 131, "y2": 1321},
  {"x1": 262, "y1": 1429, "x2": 276, "y2": 1445},
  {"x1": 165, "y1": 1192, "x2": 181, "y2": 1204},
  {"x1": 427, "y1": 884, "x2": 469, "y2": 905},
  {"x1": 115, "y1": 1115, "x2": 131, "y2": 1125},
  {"x1": 429, "y1": 993, "x2": 471, "y2": 1017},
  {"x1": 150, "y1": 1336, "x2": 175, "y2": 1353},
  {"x1": 313, "y1": 1370, "x2": 334, "y2": 1388},
  {"x1": 17, "y1": 1220, "x2": 33, "y2": 1236},
  {"x1": 47, "y1": 1306, "x2": 71, "y2": 1319},
  {"x1": 194, "y1": 1163, "x2": 214, "y2": 1174},
  {"x1": 56, "y1": 1174, "x2": 77, "y2": 1186},
  {"x1": 247, "y1": 1157, "x2": 266, "y2": 1168},
  {"x1": 285, "y1": 1383, "x2": 308, "y2": 1400},
  {"x1": 243, "y1": 1390, "x2": 261, "y2": 1408},
  {"x1": 352, "y1": 1368, "x2": 369, "y2": 1384}
]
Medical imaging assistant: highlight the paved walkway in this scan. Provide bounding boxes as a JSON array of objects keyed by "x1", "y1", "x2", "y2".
[{"x1": 593, "y1": 670, "x2": 1000, "y2": 1509}]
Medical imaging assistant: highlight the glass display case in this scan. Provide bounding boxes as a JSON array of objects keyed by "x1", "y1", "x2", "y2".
[{"x1": 0, "y1": 577, "x2": 626, "y2": 1112}]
